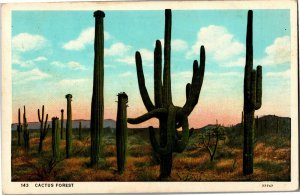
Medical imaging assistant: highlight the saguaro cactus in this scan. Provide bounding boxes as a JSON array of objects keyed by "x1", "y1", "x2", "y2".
[
  {"x1": 22, "y1": 106, "x2": 30, "y2": 152},
  {"x1": 78, "y1": 121, "x2": 82, "y2": 140},
  {"x1": 128, "y1": 9, "x2": 205, "y2": 179},
  {"x1": 52, "y1": 117, "x2": 60, "y2": 160},
  {"x1": 243, "y1": 10, "x2": 262, "y2": 175},
  {"x1": 38, "y1": 105, "x2": 50, "y2": 153},
  {"x1": 90, "y1": 10, "x2": 105, "y2": 167},
  {"x1": 17, "y1": 108, "x2": 22, "y2": 146},
  {"x1": 116, "y1": 92, "x2": 128, "y2": 174},
  {"x1": 65, "y1": 94, "x2": 73, "y2": 158},
  {"x1": 61, "y1": 109, "x2": 64, "y2": 140}
]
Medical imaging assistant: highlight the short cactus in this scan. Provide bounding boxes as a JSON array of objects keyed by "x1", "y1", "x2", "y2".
[
  {"x1": 17, "y1": 108, "x2": 22, "y2": 146},
  {"x1": 78, "y1": 121, "x2": 82, "y2": 140},
  {"x1": 243, "y1": 10, "x2": 262, "y2": 175},
  {"x1": 65, "y1": 94, "x2": 73, "y2": 158},
  {"x1": 52, "y1": 117, "x2": 60, "y2": 160},
  {"x1": 116, "y1": 92, "x2": 128, "y2": 174},
  {"x1": 128, "y1": 9, "x2": 205, "y2": 179},
  {"x1": 22, "y1": 106, "x2": 29, "y2": 153},
  {"x1": 38, "y1": 105, "x2": 50, "y2": 153}
]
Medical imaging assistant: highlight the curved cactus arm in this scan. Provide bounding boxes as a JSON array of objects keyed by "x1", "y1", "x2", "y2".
[
  {"x1": 149, "y1": 126, "x2": 171, "y2": 155},
  {"x1": 162, "y1": 9, "x2": 172, "y2": 106},
  {"x1": 135, "y1": 51, "x2": 155, "y2": 111},
  {"x1": 185, "y1": 83, "x2": 191, "y2": 102},
  {"x1": 154, "y1": 40, "x2": 163, "y2": 108},
  {"x1": 255, "y1": 65, "x2": 262, "y2": 109},
  {"x1": 181, "y1": 46, "x2": 206, "y2": 115},
  {"x1": 127, "y1": 108, "x2": 168, "y2": 124},
  {"x1": 174, "y1": 115, "x2": 190, "y2": 153}
]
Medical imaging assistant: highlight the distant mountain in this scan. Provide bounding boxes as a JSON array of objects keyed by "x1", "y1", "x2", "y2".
[{"x1": 11, "y1": 119, "x2": 116, "y2": 130}]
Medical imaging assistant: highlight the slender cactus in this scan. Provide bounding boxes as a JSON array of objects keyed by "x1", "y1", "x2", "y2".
[
  {"x1": 17, "y1": 108, "x2": 22, "y2": 146},
  {"x1": 128, "y1": 9, "x2": 205, "y2": 179},
  {"x1": 116, "y1": 92, "x2": 128, "y2": 174},
  {"x1": 38, "y1": 105, "x2": 50, "y2": 153},
  {"x1": 52, "y1": 117, "x2": 60, "y2": 160},
  {"x1": 243, "y1": 10, "x2": 263, "y2": 175},
  {"x1": 65, "y1": 94, "x2": 73, "y2": 158},
  {"x1": 90, "y1": 10, "x2": 105, "y2": 167},
  {"x1": 22, "y1": 106, "x2": 29, "y2": 153},
  {"x1": 61, "y1": 109, "x2": 64, "y2": 140}
]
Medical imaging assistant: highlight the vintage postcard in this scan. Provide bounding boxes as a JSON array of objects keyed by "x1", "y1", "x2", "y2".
[{"x1": 1, "y1": 0, "x2": 299, "y2": 194}]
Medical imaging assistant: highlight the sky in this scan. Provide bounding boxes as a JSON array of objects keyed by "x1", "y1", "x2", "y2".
[{"x1": 11, "y1": 9, "x2": 291, "y2": 128}]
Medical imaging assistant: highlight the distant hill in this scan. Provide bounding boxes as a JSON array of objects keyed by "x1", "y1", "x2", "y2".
[{"x1": 11, "y1": 119, "x2": 116, "y2": 130}]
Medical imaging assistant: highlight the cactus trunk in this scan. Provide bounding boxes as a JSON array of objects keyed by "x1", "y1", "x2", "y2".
[
  {"x1": 22, "y1": 106, "x2": 29, "y2": 153},
  {"x1": 90, "y1": 10, "x2": 105, "y2": 167},
  {"x1": 243, "y1": 10, "x2": 262, "y2": 175},
  {"x1": 128, "y1": 9, "x2": 205, "y2": 179},
  {"x1": 52, "y1": 117, "x2": 60, "y2": 160},
  {"x1": 17, "y1": 108, "x2": 22, "y2": 146},
  {"x1": 61, "y1": 109, "x2": 64, "y2": 140},
  {"x1": 38, "y1": 105, "x2": 49, "y2": 153},
  {"x1": 65, "y1": 94, "x2": 73, "y2": 158},
  {"x1": 116, "y1": 92, "x2": 128, "y2": 174}
]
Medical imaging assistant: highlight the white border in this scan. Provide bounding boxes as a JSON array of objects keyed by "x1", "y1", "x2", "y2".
[{"x1": 1, "y1": 1, "x2": 299, "y2": 194}]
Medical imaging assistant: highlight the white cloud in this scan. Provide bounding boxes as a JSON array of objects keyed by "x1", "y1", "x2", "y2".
[
  {"x1": 51, "y1": 61, "x2": 65, "y2": 68},
  {"x1": 12, "y1": 33, "x2": 48, "y2": 52},
  {"x1": 116, "y1": 56, "x2": 135, "y2": 65},
  {"x1": 63, "y1": 27, "x2": 111, "y2": 50},
  {"x1": 172, "y1": 71, "x2": 192, "y2": 78},
  {"x1": 220, "y1": 57, "x2": 245, "y2": 67},
  {"x1": 12, "y1": 68, "x2": 50, "y2": 84},
  {"x1": 117, "y1": 48, "x2": 153, "y2": 66},
  {"x1": 257, "y1": 36, "x2": 290, "y2": 66},
  {"x1": 12, "y1": 56, "x2": 48, "y2": 67},
  {"x1": 104, "y1": 64, "x2": 116, "y2": 68},
  {"x1": 105, "y1": 42, "x2": 131, "y2": 56},
  {"x1": 58, "y1": 78, "x2": 89, "y2": 86},
  {"x1": 206, "y1": 71, "x2": 243, "y2": 78},
  {"x1": 186, "y1": 25, "x2": 244, "y2": 62},
  {"x1": 119, "y1": 71, "x2": 133, "y2": 77},
  {"x1": 159, "y1": 39, "x2": 188, "y2": 52},
  {"x1": 266, "y1": 69, "x2": 290, "y2": 78},
  {"x1": 67, "y1": 61, "x2": 87, "y2": 70}
]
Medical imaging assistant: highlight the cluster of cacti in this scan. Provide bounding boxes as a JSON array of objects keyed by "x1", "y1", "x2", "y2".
[
  {"x1": 61, "y1": 109, "x2": 64, "y2": 140},
  {"x1": 199, "y1": 126, "x2": 226, "y2": 162},
  {"x1": 52, "y1": 117, "x2": 60, "y2": 160},
  {"x1": 65, "y1": 94, "x2": 73, "y2": 158},
  {"x1": 17, "y1": 108, "x2": 22, "y2": 146},
  {"x1": 90, "y1": 10, "x2": 105, "y2": 167},
  {"x1": 38, "y1": 105, "x2": 50, "y2": 153},
  {"x1": 22, "y1": 106, "x2": 30, "y2": 152},
  {"x1": 116, "y1": 92, "x2": 128, "y2": 174},
  {"x1": 243, "y1": 10, "x2": 263, "y2": 175},
  {"x1": 127, "y1": 9, "x2": 205, "y2": 179}
]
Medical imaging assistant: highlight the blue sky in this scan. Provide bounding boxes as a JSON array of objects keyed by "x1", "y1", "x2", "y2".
[{"x1": 11, "y1": 10, "x2": 291, "y2": 127}]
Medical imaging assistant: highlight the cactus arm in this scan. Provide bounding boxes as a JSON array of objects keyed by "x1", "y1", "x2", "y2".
[
  {"x1": 162, "y1": 9, "x2": 172, "y2": 106},
  {"x1": 127, "y1": 108, "x2": 168, "y2": 124},
  {"x1": 181, "y1": 46, "x2": 206, "y2": 115},
  {"x1": 185, "y1": 83, "x2": 191, "y2": 102},
  {"x1": 255, "y1": 65, "x2": 262, "y2": 109},
  {"x1": 154, "y1": 40, "x2": 163, "y2": 108},
  {"x1": 174, "y1": 115, "x2": 190, "y2": 153},
  {"x1": 135, "y1": 51, "x2": 155, "y2": 111},
  {"x1": 149, "y1": 126, "x2": 171, "y2": 155}
]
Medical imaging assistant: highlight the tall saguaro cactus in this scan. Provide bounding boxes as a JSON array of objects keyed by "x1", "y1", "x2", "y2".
[
  {"x1": 23, "y1": 106, "x2": 30, "y2": 153},
  {"x1": 65, "y1": 94, "x2": 73, "y2": 158},
  {"x1": 116, "y1": 92, "x2": 128, "y2": 174},
  {"x1": 52, "y1": 117, "x2": 60, "y2": 160},
  {"x1": 17, "y1": 108, "x2": 22, "y2": 146},
  {"x1": 243, "y1": 10, "x2": 262, "y2": 175},
  {"x1": 90, "y1": 10, "x2": 105, "y2": 167},
  {"x1": 38, "y1": 105, "x2": 50, "y2": 153},
  {"x1": 61, "y1": 109, "x2": 64, "y2": 140},
  {"x1": 128, "y1": 9, "x2": 205, "y2": 179}
]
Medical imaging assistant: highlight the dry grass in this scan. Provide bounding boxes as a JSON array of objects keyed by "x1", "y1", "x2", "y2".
[{"x1": 11, "y1": 130, "x2": 290, "y2": 181}]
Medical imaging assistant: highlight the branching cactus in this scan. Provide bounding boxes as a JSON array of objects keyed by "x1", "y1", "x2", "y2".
[
  {"x1": 243, "y1": 10, "x2": 262, "y2": 175},
  {"x1": 127, "y1": 9, "x2": 205, "y2": 179},
  {"x1": 116, "y1": 92, "x2": 128, "y2": 174},
  {"x1": 17, "y1": 108, "x2": 22, "y2": 146},
  {"x1": 65, "y1": 94, "x2": 73, "y2": 158},
  {"x1": 61, "y1": 109, "x2": 64, "y2": 140},
  {"x1": 90, "y1": 10, "x2": 105, "y2": 167},
  {"x1": 52, "y1": 117, "x2": 60, "y2": 160},
  {"x1": 38, "y1": 105, "x2": 50, "y2": 153},
  {"x1": 22, "y1": 106, "x2": 30, "y2": 153}
]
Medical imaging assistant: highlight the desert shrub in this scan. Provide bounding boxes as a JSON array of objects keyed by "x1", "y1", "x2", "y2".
[
  {"x1": 255, "y1": 160, "x2": 284, "y2": 173},
  {"x1": 136, "y1": 171, "x2": 157, "y2": 181}
]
